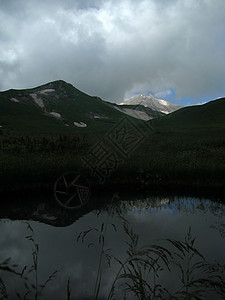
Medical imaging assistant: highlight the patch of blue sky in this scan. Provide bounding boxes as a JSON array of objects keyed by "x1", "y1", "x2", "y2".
[{"x1": 129, "y1": 87, "x2": 224, "y2": 107}]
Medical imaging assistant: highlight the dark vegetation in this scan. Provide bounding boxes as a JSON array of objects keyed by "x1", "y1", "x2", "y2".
[
  {"x1": 0, "y1": 132, "x2": 88, "y2": 192},
  {"x1": 1, "y1": 122, "x2": 225, "y2": 195}
]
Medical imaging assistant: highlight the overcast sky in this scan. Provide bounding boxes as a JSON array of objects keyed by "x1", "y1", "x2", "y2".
[{"x1": 0, "y1": 0, "x2": 225, "y2": 105}]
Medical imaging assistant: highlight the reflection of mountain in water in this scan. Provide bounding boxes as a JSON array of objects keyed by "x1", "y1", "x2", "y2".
[
  {"x1": 0, "y1": 194, "x2": 224, "y2": 230},
  {"x1": 0, "y1": 194, "x2": 172, "y2": 227},
  {"x1": 0, "y1": 196, "x2": 92, "y2": 227},
  {"x1": 123, "y1": 197, "x2": 170, "y2": 210}
]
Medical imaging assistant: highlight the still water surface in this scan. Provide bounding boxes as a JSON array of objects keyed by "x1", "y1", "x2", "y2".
[{"x1": 0, "y1": 194, "x2": 224, "y2": 299}]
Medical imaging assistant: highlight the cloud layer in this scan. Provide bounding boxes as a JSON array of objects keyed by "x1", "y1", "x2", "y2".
[{"x1": 0, "y1": 0, "x2": 225, "y2": 104}]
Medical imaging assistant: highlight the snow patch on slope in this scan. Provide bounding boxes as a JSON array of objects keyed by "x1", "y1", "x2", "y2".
[
  {"x1": 39, "y1": 89, "x2": 55, "y2": 94},
  {"x1": 158, "y1": 99, "x2": 168, "y2": 106},
  {"x1": 49, "y1": 112, "x2": 61, "y2": 119},
  {"x1": 10, "y1": 98, "x2": 20, "y2": 103},
  {"x1": 30, "y1": 94, "x2": 44, "y2": 108},
  {"x1": 93, "y1": 114, "x2": 107, "y2": 119},
  {"x1": 114, "y1": 106, "x2": 152, "y2": 121},
  {"x1": 160, "y1": 111, "x2": 170, "y2": 114},
  {"x1": 74, "y1": 121, "x2": 87, "y2": 127},
  {"x1": 88, "y1": 112, "x2": 109, "y2": 119}
]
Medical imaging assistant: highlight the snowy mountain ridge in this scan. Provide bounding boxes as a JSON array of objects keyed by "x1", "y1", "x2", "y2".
[{"x1": 120, "y1": 94, "x2": 183, "y2": 114}]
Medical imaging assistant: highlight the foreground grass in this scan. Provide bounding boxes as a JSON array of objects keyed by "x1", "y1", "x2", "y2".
[
  {"x1": 0, "y1": 219, "x2": 225, "y2": 299},
  {"x1": 124, "y1": 128, "x2": 225, "y2": 189}
]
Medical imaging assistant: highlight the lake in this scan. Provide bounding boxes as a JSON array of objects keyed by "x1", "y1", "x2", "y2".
[{"x1": 0, "y1": 192, "x2": 224, "y2": 299}]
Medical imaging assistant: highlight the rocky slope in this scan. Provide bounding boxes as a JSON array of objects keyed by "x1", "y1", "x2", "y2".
[{"x1": 120, "y1": 94, "x2": 183, "y2": 114}]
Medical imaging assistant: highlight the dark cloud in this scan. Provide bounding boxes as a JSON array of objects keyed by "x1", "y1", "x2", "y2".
[{"x1": 0, "y1": 0, "x2": 224, "y2": 103}]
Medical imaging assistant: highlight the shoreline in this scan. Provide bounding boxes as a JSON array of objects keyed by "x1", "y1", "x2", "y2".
[{"x1": 1, "y1": 177, "x2": 224, "y2": 203}]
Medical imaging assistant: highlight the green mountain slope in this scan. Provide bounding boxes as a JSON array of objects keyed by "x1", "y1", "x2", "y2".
[
  {"x1": 0, "y1": 95, "x2": 65, "y2": 133},
  {"x1": 0, "y1": 80, "x2": 144, "y2": 134}
]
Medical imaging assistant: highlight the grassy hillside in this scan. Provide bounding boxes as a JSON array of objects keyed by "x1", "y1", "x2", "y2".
[{"x1": 0, "y1": 96, "x2": 68, "y2": 133}]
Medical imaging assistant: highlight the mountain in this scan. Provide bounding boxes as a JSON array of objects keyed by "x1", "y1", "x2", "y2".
[
  {"x1": 0, "y1": 80, "x2": 165, "y2": 134},
  {"x1": 1, "y1": 80, "x2": 225, "y2": 193},
  {"x1": 1, "y1": 79, "x2": 223, "y2": 136},
  {"x1": 0, "y1": 80, "x2": 135, "y2": 134},
  {"x1": 120, "y1": 94, "x2": 183, "y2": 114}
]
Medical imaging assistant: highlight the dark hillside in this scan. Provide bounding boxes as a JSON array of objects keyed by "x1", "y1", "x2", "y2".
[{"x1": 153, "y1": 97, "x2": 225, "y2": 130}]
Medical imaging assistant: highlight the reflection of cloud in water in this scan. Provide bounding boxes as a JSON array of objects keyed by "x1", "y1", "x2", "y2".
[
  {"x1": 115, "y1": 197, "x2": 170, "y2": 212},
  {"x1": 130, "y1": 207, "x2": 175, "y2": 223},
  {"x1": 0, "y1": 196, "x2": 224, "y2": 299}
]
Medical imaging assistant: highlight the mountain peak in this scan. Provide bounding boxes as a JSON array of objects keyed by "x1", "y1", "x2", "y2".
[
  {"x1": 120, "y1": 94, "x2": 183, "y2": 114},
  {"x1": 34, "y1": 79, "x2": 74, "y2": 90}
]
